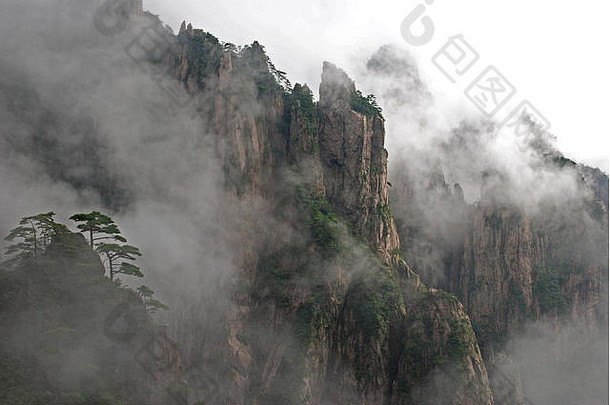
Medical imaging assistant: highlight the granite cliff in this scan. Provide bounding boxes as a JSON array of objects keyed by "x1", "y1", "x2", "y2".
[{"x1": 0, "y1": 1, "x2": 606, "y2": 404}]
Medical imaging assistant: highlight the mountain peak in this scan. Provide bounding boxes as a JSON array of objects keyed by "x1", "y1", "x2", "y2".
[{"x1": 319, "y1": 61, "x2": 356, "y2": 107}]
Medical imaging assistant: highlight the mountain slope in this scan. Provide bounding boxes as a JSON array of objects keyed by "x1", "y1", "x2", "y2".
[
  {"x1": 0, "y1": 232, "x2": 180, "y2": 405},
  {"x1": 0, "y1": 1, "x2": 606, "y2": 404}
]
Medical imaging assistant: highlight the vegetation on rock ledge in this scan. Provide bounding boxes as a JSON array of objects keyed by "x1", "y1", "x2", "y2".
[{"x1": 350, "y1": 90, "x2": 383, "y2": 119}]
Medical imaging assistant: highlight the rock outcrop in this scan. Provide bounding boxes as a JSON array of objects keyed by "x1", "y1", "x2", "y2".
[
  {"x1": 318, "y1": 62, "x2": 400, "y2": 264},
  {"x1": 7, "y1": 2, "x2": 605, "y2": 403},
  {"x1": 393, "y1": 290, "x2": 494, "y2": 405},
  {"x1": 163, "y1": 28, "x2": 494, "y2": 404},
  {"x1": 390, "y1": 145, "x2": 608, "y2": 404}
]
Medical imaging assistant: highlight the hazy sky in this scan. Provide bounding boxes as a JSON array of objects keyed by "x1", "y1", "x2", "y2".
[{"x1": 144, "y1": 0, "x2": 609, "y2": 171}]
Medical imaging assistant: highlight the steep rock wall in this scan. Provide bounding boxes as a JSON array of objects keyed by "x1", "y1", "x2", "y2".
[{"x1": 165, "y1": 27, "x2": 494, "y2": 404}]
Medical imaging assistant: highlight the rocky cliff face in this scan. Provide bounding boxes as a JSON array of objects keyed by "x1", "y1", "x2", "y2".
[
  {"x1": 450, "y1": 201, "x2": 547, "y2": 350},
  {"x1": 2, "y1": 1, "x2": 605, "y2": 403},
  {"x1": 390, "y1": 145, "x2": 608, "y2": 404},
  {"x1": 393, "y1": 290, "x2": 493, "y2": 405},
  {"x1": 439, "y1": 162, "x2": 608, "y2": 346},
  {"x1": 367, "y1": 44, "x2": 607, "y2": 403},
  {"x1": 164, "y1": 24, "x2": 494, "y2": 405},
  {"x1": 318, "y1": 62, "x2": 400, "y2": 264},
  {"x1": 172, "y1": 30, "x2": 285, "y2": 199}
]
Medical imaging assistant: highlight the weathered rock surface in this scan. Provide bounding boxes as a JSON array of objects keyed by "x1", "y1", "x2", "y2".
[
  {"x1": 166, "y1": 28, "x2": 494, "y2": 404},
  {"x1": 390, "y1": 146, "x2": 608, "y2": 404},
  {"x1": 318, "y1": 62, "x2": 400, "y2": 264}
]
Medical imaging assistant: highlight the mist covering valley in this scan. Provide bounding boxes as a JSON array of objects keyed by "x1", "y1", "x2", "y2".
[{"x1": 0, "y1": 1, "x2": 607, "y2": 405}]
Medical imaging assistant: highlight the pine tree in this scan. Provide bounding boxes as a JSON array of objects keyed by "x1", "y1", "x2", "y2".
[
  {"x1": 3, "y1": 212, "x2": 67, "y2": 269},
  {"x1": 70, "y1": 211, "x2": 126, "y2": 249}
]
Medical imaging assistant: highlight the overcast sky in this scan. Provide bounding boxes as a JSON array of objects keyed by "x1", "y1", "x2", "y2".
[{"x1": 144, "y1": 0, "x2": 609, "y2": 172}]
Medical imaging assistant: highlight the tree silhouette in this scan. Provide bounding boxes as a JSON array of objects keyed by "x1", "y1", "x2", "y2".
[
  {"x1": 70, "y1": 211, "x2": 126, "y2": 249},
  {"x1": 70, "y1": 211, "x2": 146, "y2": 282},
  {"x1": 4, "y1": 212, "x2": 67, "y2": 269},
  {"x1": 96, "y1": 243, "x2": 143, "y2": 281},
  {"x1": 137, "y1": 285, "x2": 169, "y2": 313}
]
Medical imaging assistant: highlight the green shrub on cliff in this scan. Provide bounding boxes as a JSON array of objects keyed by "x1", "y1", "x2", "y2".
[
  {"x1": 3, "y1": 212, "x2": 67, "y2": 270},
  {"x1": 350, "y1": 90, "x2": 383, "y2": 118},
  {"x1": 533, "y1": 265, "x2": 568, "y2": 314},
  {"x1": 291, "y1": 84, "x2": 318, "y2": 137}
]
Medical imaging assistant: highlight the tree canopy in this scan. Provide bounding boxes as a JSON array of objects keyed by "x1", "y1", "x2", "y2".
[
  {"x1": 137, "y1": 285, "x2": 169, "y2": 313},
  {"x1": 70, "y1": 211, "x2": 126, "y2": 248},
  {"x1": 4, "y1": 210, "x2": 165, "y2": 313},
  {"x1": 70, "y1": 211, "x2": 145, "y2": 282},
  {"x1": 4, "y1": 212, "x2": 67, "y2": 268},
  {"x1": 96, "y1": 243, "x2": 143, "y2": 281}
]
